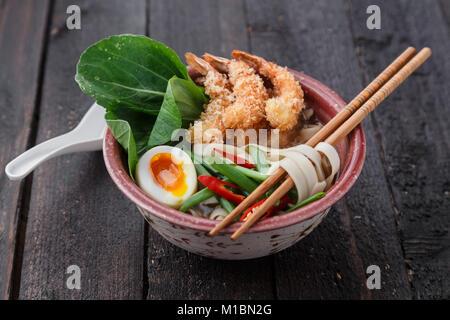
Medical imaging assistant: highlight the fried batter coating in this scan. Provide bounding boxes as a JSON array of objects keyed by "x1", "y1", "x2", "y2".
[
  {"x1": 204, "y1": 54, "x2": 268, "y2": 130},
  {"x1": 186, "y1": 51, "x2": 307, "y2": 147},
  {"x1": 185, "y1": 52, "x2": 234, "y2": 143},
  {"x1": 232, "y1": 50, "x2": 305, "y2": 132}
]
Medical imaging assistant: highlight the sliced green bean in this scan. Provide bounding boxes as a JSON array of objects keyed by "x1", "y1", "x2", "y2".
[
  {"x1": 265, "y1": 186, "x2": 277, "y2": 198},
  {"x1": 284, "y1": 192, "x2": 326, "y2": 213},
  {"x1": 180, "y1": 176, "x2": 236, "y2": 212},
  {"x1": 233, "y1": 165, "x2": 268, "y2": 181},
  {"x1": 194, "y1": 163, "x2": 211, "y2": 189},
  {"x1": 204, "y1": 155, "x2": 266, "y2": 181},
  {"x1": 219, "y1": 197, "x2": 235, "y2": 213},
  {"x1": 265, "y1": 185, "x2": 297, "y2": 203},
  {"x1": 210, "y1": 161, "x2": 258, "y2": 193},
  {"x1": 203, "y1": 154, "x2": 233, "y2": 165},
  {"x1": 248, "y1": 145, "x2": 270, "y2": 173},
  {"x1": 194, "y1": 163, "x2": 211, "y2": 177},
  {"x1": 179, "y1": 188, "x2": 214, "y2": 212},
  {"x1": 287, "y1": 187, "x2": 298, "y2": 203},
  {"x1": 185, "y1": 150, "x2": 212, "y2": 183},
  {"x1": 201, "y1": 161, "x2": 220, "y2": 176},
  {"x1": 186, "y1": 150, "x2": 220, "y2": 175}
]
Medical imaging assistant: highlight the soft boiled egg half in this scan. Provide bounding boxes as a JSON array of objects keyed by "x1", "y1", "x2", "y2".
[{"x1": 135, "y1": 146, "x2": 197, "y2": 209}]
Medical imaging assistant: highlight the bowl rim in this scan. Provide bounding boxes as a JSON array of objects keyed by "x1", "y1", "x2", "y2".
[{"x1": 103, "y1": 70, "x2": 366, "y2": 234}]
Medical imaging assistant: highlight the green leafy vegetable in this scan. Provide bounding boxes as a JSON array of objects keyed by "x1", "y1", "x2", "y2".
[
  {"x1": 104, "y1": 112, "x2": 138, "y2": 180},
  {"x1": 105, "y1": 109, "x2": 156, "y2": 179},
  {"x1": 75, "y1": 34, "x2": 208, "y2": 178},
  {"x1": 75, "y1": 34, "x2": 189, "y2": 115},
  {"x1": 107, "y1": 108, "x2": 155, "y2": 154},
  {"x1": 148, "y1": 77, "x2": 207, "y2": 147}
]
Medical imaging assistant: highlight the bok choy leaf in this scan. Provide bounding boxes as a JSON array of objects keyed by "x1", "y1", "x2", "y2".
[{"x1": 148, "y1": 77, "x2": 207, "y2": 148}]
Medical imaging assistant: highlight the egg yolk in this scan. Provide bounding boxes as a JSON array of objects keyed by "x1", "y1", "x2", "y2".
[{"x1": 150, "y1": 153, "x2": 188, "y2": 197}]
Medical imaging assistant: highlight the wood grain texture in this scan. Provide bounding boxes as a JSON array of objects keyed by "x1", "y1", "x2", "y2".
[
  {"x1": 147, "y1": 235, "x2": 275, "y2": 299},
  {"x1": 0, "y1": 0, "x2": 50, "y2": 299},
  {"x1": 18, "y1": 0, "x2": 147, "y2": 299},
  {"x1": 246, "y1": 0, "x2": 411, "y2": 299},
  {"x1": 3, "y1": 0, "x2": 446, "y2": 300},
  {"x1": 438, "y1": 0, "x2": 450, "y2": 30},
  {"x1": 347, "y1": 0, "x2": 450, "y2": 299},
  {"x1": 150, "y1": 0, "x2": 249, "y2": 60},
  {"x1": 147, "y1": 0, "x2": 275, "y2": 299}
]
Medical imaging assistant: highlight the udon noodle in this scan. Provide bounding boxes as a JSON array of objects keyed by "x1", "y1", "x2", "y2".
[{"x1": 190, "y1": 138, "x2": 340, "y2": 219}]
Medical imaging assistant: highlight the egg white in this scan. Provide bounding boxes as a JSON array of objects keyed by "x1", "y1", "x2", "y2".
[{"x1": 135, "y1": 146, "x2": 197, "y2": 209}]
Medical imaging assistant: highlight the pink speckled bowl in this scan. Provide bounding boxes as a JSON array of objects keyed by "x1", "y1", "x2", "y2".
[{"x1": 103, "y1": 70, "x2": 366, "y2": 260}]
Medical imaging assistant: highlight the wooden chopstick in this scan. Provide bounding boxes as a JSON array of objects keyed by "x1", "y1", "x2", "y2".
[
  {"x1": 230, "y1": 47, "x2": 431, "y2": 241},
  {"x1": 306, "y1": 46, "x2": 417, "y2": 147},
  {"x1": 208, "y1": 167, "x2": 286, "y2": 236},
  {"x1": 208, "y1": 47, "x2": 417, "y2": 237},
  {"x1": 324, "y1": 47, "x2": 431, "y2": 146}
]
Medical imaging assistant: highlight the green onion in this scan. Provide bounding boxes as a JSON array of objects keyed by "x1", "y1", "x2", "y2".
[
  {"x1": 179, "y1": 188, "x2": 215, "y2": 212},
  {"x1": 284, "y1": 192, "x2": 326, "y2": 213},
  {"x1": 210, "y1": 161, "x2": 258, "y2": 193},
  {"x1": 248, "y1": 145, "x2": 270, "y2": 173},
  {"x1": 219, "y1": 197, "x2": 235, "y2": 213}
]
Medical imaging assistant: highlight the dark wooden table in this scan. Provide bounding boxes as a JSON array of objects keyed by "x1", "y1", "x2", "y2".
[{"x1": 0, "y1": 0, "x2": 448, "y2": 300}]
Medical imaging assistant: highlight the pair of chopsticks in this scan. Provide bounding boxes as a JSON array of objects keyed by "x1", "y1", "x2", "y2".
[{"x1": 208, "y1": 46, "x2": 432, "y2": 240}]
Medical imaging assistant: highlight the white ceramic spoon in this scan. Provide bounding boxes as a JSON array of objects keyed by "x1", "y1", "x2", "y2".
[{"x1": 5, "y1": 103, "x2": 106, "y2": 181}]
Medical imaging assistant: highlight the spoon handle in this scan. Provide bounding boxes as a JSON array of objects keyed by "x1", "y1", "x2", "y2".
[{"x1": 5, "y1": 131, "x2": 103, "y2": 181}]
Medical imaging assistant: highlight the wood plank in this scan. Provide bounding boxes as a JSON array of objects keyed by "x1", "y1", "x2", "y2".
[
  {"x1": 438, "y1": 0, "x2": 450, "y2": 30},
  {"x1": 0, "y1": 0, "x2": 50, "y2": 299},
  {"x1": 147, "y1": 0, "x2": 275, "y2": 299},
  {"x1": 347, "y1": 0, "x2": 450, "y2": 299},
  {"x1": 246, "y1": 0, "x2": 412, "y2": 299},
  {"x1": 150, "y1": 0, "x2": 249, "y2": 60},
  {"x1": 18, "y1": 0, "x2": 147, "y2": 299},
  {"x1": 147, "y1": 235, "x2": 275, "y2": 299}
]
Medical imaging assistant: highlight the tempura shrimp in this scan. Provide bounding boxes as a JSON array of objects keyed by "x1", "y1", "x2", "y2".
[
  {"x1": 185, "y1": 52, "x2": 234, "y2": 143},
  {"x1": 232, "y1": 50, "x2": 305, "y2": 131},
  {"x1": 204, "y1": 53, "x2": 268, "y2": 130}
]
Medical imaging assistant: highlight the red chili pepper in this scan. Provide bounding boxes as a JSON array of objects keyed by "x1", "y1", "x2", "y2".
[
  {"x1": 262, "y1": 195, "x2": 292, "y2": 220},
  {"x1": 240, "y1": 198, "x2": 267, "y2": 222},
  {"x1": 198, "y1": 175, "x2": 244, "y2": 205},
  {"x1": 239, "y1": 195, "x2": 292, "y2": 222},
  {"x1": 214, "y1": 148, "x2": 255, "y2": 169}
]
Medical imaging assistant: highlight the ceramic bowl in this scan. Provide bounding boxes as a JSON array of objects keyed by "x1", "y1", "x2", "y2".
[{"x1": 103, "y1": 69, "x2": 366, "y2": 260}]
